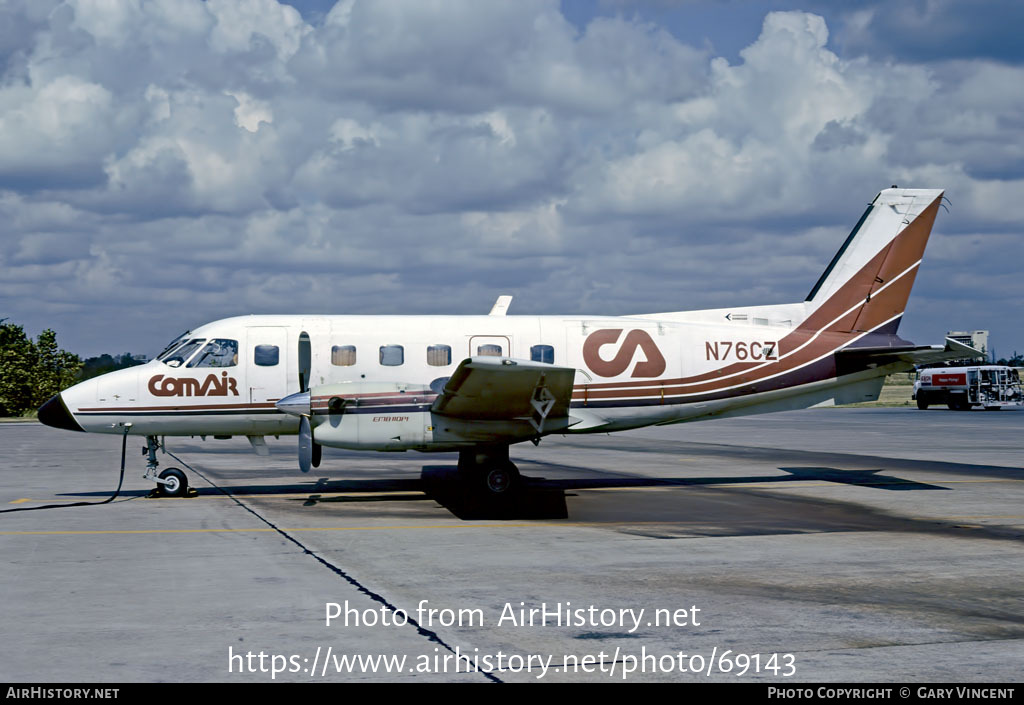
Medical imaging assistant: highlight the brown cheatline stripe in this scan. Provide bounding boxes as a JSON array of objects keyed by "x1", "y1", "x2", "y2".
[
  {"x1": 572, "y1": 245, "x2": 888, "y2": 392},
  {"x1": 851, "y1": 197, "x2": 939, "y2": 332},
  {"x1": 311, "y1": 389, "x2": 432, "y2": 401},
  {"x1": 573, "y1": 277, "x2": 913, "y2": 402},
  {"x1": 78, "y1": 401, "x2": 278, "y2": 412},
  {"x1": 574, "y1": 194, "x2": 941, "y2": 393}
]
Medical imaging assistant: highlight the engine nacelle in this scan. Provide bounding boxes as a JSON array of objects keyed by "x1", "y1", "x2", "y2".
[{"x1": 308, "y1": 382, "x2": 434, "y2": 451}]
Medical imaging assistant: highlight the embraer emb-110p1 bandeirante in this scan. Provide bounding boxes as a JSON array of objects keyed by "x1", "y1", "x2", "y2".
[{"x1": 39, "y1": 187, "x2": 976, "y2": 498}]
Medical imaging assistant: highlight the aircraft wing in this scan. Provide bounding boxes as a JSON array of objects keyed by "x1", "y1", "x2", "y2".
[
  {"x1": 432, "y1": 356, "x2": 575, "y2": 433},
  {"x1": 836, "y1": 337, "x2": 982, "y2": 367}
]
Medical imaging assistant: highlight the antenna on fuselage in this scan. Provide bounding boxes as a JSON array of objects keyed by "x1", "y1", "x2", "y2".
[{"x1": 489, "y1": 295, "x2": 513, "y2": 316}]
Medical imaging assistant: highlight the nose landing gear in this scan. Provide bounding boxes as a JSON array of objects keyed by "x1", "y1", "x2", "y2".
[{"x1": 142, "y1": 436, "x2": 190, "y2": 497}]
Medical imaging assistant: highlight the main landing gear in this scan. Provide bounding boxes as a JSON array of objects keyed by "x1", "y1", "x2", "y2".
[
  {"x1": 142, "y1": 435, "x2": 190, "y2": 497},
  {"x1": 458, "y1": 446, "x2": 521, "y2": 499}
]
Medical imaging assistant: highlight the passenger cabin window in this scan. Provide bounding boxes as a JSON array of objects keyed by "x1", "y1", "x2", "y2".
[
  {"x1": 427, "y1": 344, "x2": 451, "y2": 366},
  {"x1": 379, "y1": 345, "x2": 404, "y2": 366},
  {"x1": 188, "y1": 339, "x2": 238, "y2": 368},
  {"x1": 531, "y1": 344, "x2": 555, "y2": 364},
  {"x1": 162, "y1": 339, "x2": 205, "y2": 368},
  {"x1": 332, "y1": 345, "x2": 357, "y2": 366},
  {"x1": 254, "y1": 344, "x2": 279, "y2": 367},
  {"x1": 477, "y1": 344, "x2": 502, "y2": 356}
]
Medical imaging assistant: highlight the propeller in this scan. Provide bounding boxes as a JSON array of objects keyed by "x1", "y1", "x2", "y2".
[
  {"x1": 298, "y1": 415, "x2": 312, "y2": 473},
  {"x1": 275, "y1": 390, "x2": 313, "y2": 473},
  {"x1": 275, "y1": 389, "x2": 338, "y2": 473}
]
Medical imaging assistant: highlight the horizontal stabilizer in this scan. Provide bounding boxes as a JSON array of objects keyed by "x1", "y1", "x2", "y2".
[
  {"x1": 567, "y1": 407, "x2": 612, "y2": 431},
  {"x1": 836, "y1": 337, "x2": 982, "y2": 367}
]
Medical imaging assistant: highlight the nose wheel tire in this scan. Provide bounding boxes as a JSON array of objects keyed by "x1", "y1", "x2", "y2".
[{"x1": 158, "y1": 468, "x2": 188, "y2": 497}]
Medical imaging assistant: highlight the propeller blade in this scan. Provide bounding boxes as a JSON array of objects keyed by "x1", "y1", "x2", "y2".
[
  {"x1": 298, "y1": 415, "x2": 312, "y2": 474},
  {"x1": 312, "y1": 441, "x2": 322, "y2": 469}
]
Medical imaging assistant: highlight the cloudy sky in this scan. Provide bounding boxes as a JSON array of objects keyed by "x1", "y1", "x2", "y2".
[{"x1": 1, "y1": 0, "x2": 1022, "y2": 360}]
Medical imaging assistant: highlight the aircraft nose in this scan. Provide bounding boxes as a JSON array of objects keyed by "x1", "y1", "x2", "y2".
[
  {"x1": 38, "y1": 394, "x2": 85, "y2": 432},
  {"x1": 275, "y1": 391, "x2": 310, "y2": 417}
]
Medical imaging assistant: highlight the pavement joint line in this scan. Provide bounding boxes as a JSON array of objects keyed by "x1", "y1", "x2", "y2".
[
  {"x1": 165, "y1": 449, "x2": 503, "y2": 684},
  {"x1": 784, "y1": 635, "x2": 1024, "y2": 656},
  {"x1": 6, "y1": 516, "x2": 1024, "y2": 536},
  {"x1": 10, "y1": 476, "x2": 1023, "y2": 505}
]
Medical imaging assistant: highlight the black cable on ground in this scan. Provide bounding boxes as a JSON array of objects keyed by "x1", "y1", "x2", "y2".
[
  {"x1": 0, "y1": 428, "x2": 130, "y2": 514},
  {"x1": 162, "y1": 448, "x2": 503, "y2": 683}
]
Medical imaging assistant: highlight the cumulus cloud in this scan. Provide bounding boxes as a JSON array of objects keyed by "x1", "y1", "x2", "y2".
[{"x1": 0, "y1": 0, "x2": 1021, "y2": 357}]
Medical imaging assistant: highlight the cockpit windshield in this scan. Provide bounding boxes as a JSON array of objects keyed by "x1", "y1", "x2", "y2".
[
  {"x1": 161, "y1": 339, "x2": 205, "y2": 368},
  {"x1": 156, "y1": 331, "x2": 191, "y2": 362},
  {"x1": 187, "y1": 339, "x2": 238, "y2": 368}
]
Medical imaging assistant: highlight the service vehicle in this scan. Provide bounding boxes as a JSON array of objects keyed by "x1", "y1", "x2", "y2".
[{"x1": 914, "y1": 365, "x2": 1023, "y2": 410}]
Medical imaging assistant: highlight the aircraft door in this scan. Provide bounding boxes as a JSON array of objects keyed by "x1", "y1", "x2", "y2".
[{"x1": 246, "y1": 327, "x2": 288, "y2": 405}]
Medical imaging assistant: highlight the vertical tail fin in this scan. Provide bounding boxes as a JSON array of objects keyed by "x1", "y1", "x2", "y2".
[{"x1": 805, "y1": 187, "x2": 943, "y2": 337}]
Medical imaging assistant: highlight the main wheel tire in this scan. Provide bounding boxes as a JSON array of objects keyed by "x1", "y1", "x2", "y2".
[
  {"x1": 158, "y1": 468, "x2": 188, "y2": 497},
  {"x1": 480, "y1": 461, "x2": 520, "y2": 496}
]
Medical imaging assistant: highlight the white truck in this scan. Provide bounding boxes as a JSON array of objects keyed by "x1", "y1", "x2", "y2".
[{"x1": 913, "y1": 365, "x2": 1023, "y2": 410}]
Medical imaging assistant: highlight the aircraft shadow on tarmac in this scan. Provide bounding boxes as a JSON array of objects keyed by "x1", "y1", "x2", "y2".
[{"x1": 60, "y1": 463, "x2": 948, "y2": 521}]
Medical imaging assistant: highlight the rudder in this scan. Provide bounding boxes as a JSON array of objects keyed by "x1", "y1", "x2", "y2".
[{"x1": 805, "y1": 187, "x2": 943, "y2": 336}]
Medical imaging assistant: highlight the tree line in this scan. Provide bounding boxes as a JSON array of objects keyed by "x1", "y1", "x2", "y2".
[
  {"x1": 0, "y1": 320, "x2": 144, "y2": 417},
  {"x1": 996, "y1": 353, "x2": 1024, "y2": 367}
]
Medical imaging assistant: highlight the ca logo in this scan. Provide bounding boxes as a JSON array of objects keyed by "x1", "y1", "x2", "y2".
[{"x1": 583, "y1": 329, "x2": 666, "y2": 378}]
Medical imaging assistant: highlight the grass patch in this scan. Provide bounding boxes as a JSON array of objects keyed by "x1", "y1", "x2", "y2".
[{"x1": 835, "y1": 383, "x2": 915, "y2": 408}]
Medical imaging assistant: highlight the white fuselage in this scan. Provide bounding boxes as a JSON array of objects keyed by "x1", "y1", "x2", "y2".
[{"x1": 57, "y1": 307, "x2": 897, "y2": 448}]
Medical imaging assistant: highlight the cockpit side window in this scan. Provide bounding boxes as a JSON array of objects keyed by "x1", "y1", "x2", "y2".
[
  {"x1": 162, "y1": 339, "x2": 205, "y2": 368},
  {"x1": 188, "y1": 339, "x2": 239, "y2": 368}
]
